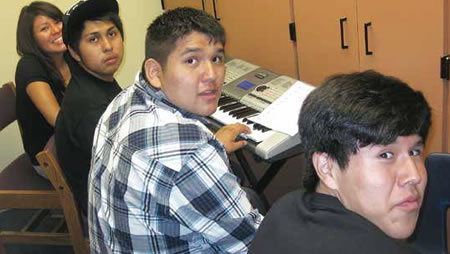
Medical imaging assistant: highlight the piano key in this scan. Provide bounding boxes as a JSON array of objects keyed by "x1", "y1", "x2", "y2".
[
  {"x1": 210, "y1": 109, "x2": 273, "y2": 143},
  {"x1": 218, "y1": 96, "x2": 235, "y2": 106},
  {"x1": 234, "y1": 109, "x2": 259, "y2": 119},
  {"x1": 221, "y1": 103, "x2": 246, "y2": 112},
  {"x1": 229, "y1": 107, "x2": 253, "y2": 118}
]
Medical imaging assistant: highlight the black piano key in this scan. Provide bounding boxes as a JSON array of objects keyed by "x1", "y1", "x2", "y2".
[
  {"x1": 252, "y1": 123, "x2": 271, "y2": 132},
  {"x1": 222, "y1": 103, "x2": 246, "y2": 112},
  {"x1": 237, "y1": 109, "x2": 260, "y2": 119},
  {"x1": 219, "y1": 102, "x2": 239, "y2": 111},
  {"x1": 218, "y1": 96, "x2": 235, "y2": 106},
  {"x1": 243, "y1": 118, "x2": 254, "y2": 125},
  {"x1": 261, "y1": 126, "x2": 271, "y2": 132},
  {"x1": 253, "y1": 123, "x2": 262, "y2": 131},
  {"x1": 229, "y1": 107, "x2": 252, "y2": 117}
]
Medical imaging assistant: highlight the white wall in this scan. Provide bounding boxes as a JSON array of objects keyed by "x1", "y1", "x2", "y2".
[{"x1": 0, "y1": 0, "x2": 163, "y2": 170}]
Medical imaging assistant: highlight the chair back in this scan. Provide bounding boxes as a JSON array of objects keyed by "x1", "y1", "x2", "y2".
[
  {"x1": 0, "y1": 82, "x2": 16, "y2": 131},
  {"x1": 409, "y1": 152, "x2": 450, "y2": 254},
  {"x1": 36, "y1": 135, "x2": 89, "y2": 254}
]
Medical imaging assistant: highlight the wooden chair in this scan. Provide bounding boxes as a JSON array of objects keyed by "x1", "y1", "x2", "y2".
[
  {"x1": 36, "y1": 135, "x2": 89, "y2": 254},
  {"x1": 0, "y1": 82, "x2": 88, "y2": 253}
]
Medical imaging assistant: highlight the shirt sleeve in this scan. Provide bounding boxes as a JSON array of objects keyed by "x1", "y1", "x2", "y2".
[
  {"x1": 15, "y1": 55, "x2": 50, "y2": 91},
  {"x1": 169, "y1": 140, "x2": 263, "y2": 253}
]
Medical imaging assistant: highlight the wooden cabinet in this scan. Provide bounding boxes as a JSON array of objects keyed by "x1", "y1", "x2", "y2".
[
  {"x1": 162, "y1": 0, "x2": 298, "y2": 78},
  {"x1": 293, "y1": 0, "x2": 359, "y2": 86},
  {"x1": 162, "y1": 0, "x2": 204, "y2": 11},
  {"x1": 294, "y1": 0, "x2": 448, "y2": 154},
  {"x1": 215, "y1": 0, "x2": 298, "y2": 78}
]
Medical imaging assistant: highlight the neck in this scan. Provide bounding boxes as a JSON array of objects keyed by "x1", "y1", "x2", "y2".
[
  {"x1": 49, "y1": 52, "x2": 65, "y2": 68},
  {"x1": 79, "y1": 61, "x2": 114, "y2": 82},
  {"x1": 315, "y1": 182, "x2": 337, "y2": 197},
  {"x1": 50, "y1": 53, "x2": 70, "y2": 86}
]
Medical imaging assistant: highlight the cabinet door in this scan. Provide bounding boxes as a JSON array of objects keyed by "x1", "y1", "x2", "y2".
[
  {"x1": 358, "y1": 0, "x2": 445, "y2": 153},
  {"x1": 447, "y1": 82, "x2": 449, "y2": 152},
  {"x1": 216, "y1": 0, "x2": 298, "y2": 78},
  {"x1": 293, "y1": 0, "x2": 359, "y2": 86},
  {"x1": 162, "y1": 0, "x2": 204, "y2": 11}
]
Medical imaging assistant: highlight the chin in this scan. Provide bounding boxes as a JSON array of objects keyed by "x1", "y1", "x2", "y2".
[
  {"x1": 196, "y1": 107, "x2": 217, "y2": 117},
  {"x1": 384, "y1": 224, "x2": 416, "y2": 240}
]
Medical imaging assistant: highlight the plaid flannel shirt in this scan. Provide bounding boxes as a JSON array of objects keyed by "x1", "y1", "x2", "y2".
[{"x1": 88, "y1": 73, "x2": 262, "y2": 253}]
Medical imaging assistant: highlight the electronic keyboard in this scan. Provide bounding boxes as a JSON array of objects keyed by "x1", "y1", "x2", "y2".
[{"x1": 208, "y1": 59, "x2": 302, "y2": 160}]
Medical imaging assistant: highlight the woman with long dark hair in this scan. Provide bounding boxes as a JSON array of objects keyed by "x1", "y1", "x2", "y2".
[{"x1": 15, "y1": 1, "x2": 71, "y2": 177}]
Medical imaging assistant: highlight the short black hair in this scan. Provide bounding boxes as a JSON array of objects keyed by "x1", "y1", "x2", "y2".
[
  {"x1": 68, "y1": 12, "x2": 123, "y2": 55},
  {"x1": 63, "y1": 0, "x2": 123, "y2": 55},
  {"x1": 298, "y1": 70, "x2": 432, "y2": 192},
  {"x1": 144, "y1": 7, "x2": 225, "y2": 70}
]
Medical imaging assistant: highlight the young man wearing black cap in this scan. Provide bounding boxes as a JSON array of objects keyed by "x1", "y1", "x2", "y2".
[{"x1": 55, "y1": 0, "x2": 124, "y2": 214}]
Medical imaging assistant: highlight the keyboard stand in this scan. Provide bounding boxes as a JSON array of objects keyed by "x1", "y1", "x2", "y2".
[
  {"x1": 234, "y1": 144, "x2": 302, "y2": 210},
  {"x1": 205, "y1": 120, "x2": 302, "y2": 209}
]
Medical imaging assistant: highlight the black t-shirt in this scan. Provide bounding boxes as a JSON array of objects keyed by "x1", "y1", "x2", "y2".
[
  {"x1": 15, "y1": 54, "x2": 65, "y2": 165},
  {"x1": 55, "y1": 57, "x2": 121, "y2": 213},
  {"x1": 249, "y1": 190, "x2": 422, "y2": 254}
]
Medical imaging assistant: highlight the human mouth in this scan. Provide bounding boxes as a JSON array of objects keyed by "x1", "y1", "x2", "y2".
[
  {"x1": 395, "y1": 196, "x2": 420, "y2": 211},
  {"x1": 104, "y1": 56, "x2": 118, "y2": 65},
  {"x1": 52, "y1": 36, "x2": 63, "y2": 45},
  {"x1": 199, "y1": 89, "x2": 219, "y2": 100}
]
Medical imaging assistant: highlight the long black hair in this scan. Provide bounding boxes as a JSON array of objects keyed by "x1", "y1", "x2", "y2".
[{"x1": 17, "y1": 1, "x2": 65, "y2": 83}]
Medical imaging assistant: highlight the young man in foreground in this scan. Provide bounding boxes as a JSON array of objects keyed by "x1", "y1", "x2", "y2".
[
  {"x1": 88, "y1": 7, "x2": 262, "y2": 253},
  {"x1": 249, "y1": 70, "x2": 431, "y2": 254}
]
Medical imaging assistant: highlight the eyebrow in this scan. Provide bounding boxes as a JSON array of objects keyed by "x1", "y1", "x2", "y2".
[
  {"x1": 180, "y1": 47, "x2": 225, "y2": 56},
  {"x1": 413, "y1": 140, "x2": 425, "y2": 148},
  {"x1": 36, "y1": 22, "x2": 49, "y2": 29},
  {"x1": 83, "y1": 25, "x2": 117, "y2": 38}
]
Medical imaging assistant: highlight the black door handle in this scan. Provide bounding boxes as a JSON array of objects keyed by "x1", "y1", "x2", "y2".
[
  {"x1": 340, "y1": 17, "x2": 348, "y2": 49},
  {"x1": 364, "y1": 22, "x2": 373, "y2": 55},
  {"x1": 201, "y1": 0, "x2": 205, "y2": 11},
  {"x1": 212, "y1": 0, "x2": 220, "y2": 20}
]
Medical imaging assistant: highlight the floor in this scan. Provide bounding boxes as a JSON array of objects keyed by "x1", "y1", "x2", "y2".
[
  {"x1": 0, "y1": 151, "x2": 306, "y2": 253},
  {"x1": 0, "y1": 209, "x2": 75, "y2": 254}
]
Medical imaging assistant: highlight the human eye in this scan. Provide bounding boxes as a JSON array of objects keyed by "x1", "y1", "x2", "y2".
[
  {"x1": 185, "y1": 58, "x2": 198, "y2": 65},
  {"x1": 40, "y1": 25, "x2": 49, "y2": 32},
  {"x1": 409, "y1": 148, "x2": 422, "y2": 156},
  {"x1": 212, "y1": 55, "x2": 224, "y2": 64},
  {"x1": 108, "y1": 30, "x2": 117, "y2": 38},
  {"x1": 88, "y1": 36, "x2": 98, "y2": 43},
  {"x1": 379, "y1": 152, "x2": 394, "y2": 159}
]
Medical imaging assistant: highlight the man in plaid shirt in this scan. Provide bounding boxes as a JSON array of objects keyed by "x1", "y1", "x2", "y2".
[{"x1": 88, "y1": 7, "x2": 263, "y2": 253}]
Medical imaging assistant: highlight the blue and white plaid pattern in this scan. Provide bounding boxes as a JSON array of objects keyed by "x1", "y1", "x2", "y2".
[{"x1": 88, "y1": 73, "x2": 262, "y2": 253}]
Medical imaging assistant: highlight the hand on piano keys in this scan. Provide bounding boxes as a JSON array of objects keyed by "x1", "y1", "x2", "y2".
[
  {"x1": 211, "y1": 95, "x2": 275, "y2": 143},
  {"x1": 214, "y1": 123, "x2": 251, "y2": 153}
]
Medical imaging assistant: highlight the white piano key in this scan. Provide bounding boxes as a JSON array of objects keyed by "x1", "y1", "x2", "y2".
[{"x1": 211, "y1": 109, "x2": 274, "y2": 143}]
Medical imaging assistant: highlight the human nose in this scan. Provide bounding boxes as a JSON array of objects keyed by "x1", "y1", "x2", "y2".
[
  {"x1": 50, "y1": 23, "x2": 61, "y2": 34},
  {"x1": 101, "y1": 37, "x2": 113, "y2": 52},
  {"x1": 400, "y1": 156, "x2": 425, "y2": 187},
  {"x1": 202, "y1": 61, "x2": 217, "y2": 82}
]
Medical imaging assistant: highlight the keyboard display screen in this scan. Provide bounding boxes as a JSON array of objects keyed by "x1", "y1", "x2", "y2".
[{"x1": 237, "y1": 80, "x2": 255, "y2": 90}]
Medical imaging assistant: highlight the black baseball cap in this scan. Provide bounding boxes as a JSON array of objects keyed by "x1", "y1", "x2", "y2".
[{"x1": 62, "y1": 0, "x2": 119, "y2": 45}]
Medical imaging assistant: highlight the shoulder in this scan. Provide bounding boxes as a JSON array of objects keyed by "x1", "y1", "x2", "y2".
[
  {"x1": 15, "y1": 55, "x2": 50, "y2": 90},
  {"x1": 17, "y1": 54, "x2": 41, "y2": 65},
  {"x1": 16, "y1": 55, "x2": 47, "y2": 74}
]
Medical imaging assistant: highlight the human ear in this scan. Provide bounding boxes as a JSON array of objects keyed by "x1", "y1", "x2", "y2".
[
  {"x1": 312, "y1": 152, "x2": 339, "y2": 190},
  {"x1": 67, "y1": 46, "x2": 81, "y2": 62},
  {"x1": 144, "y1": 58, "x2": 163, "y2": 89}
]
